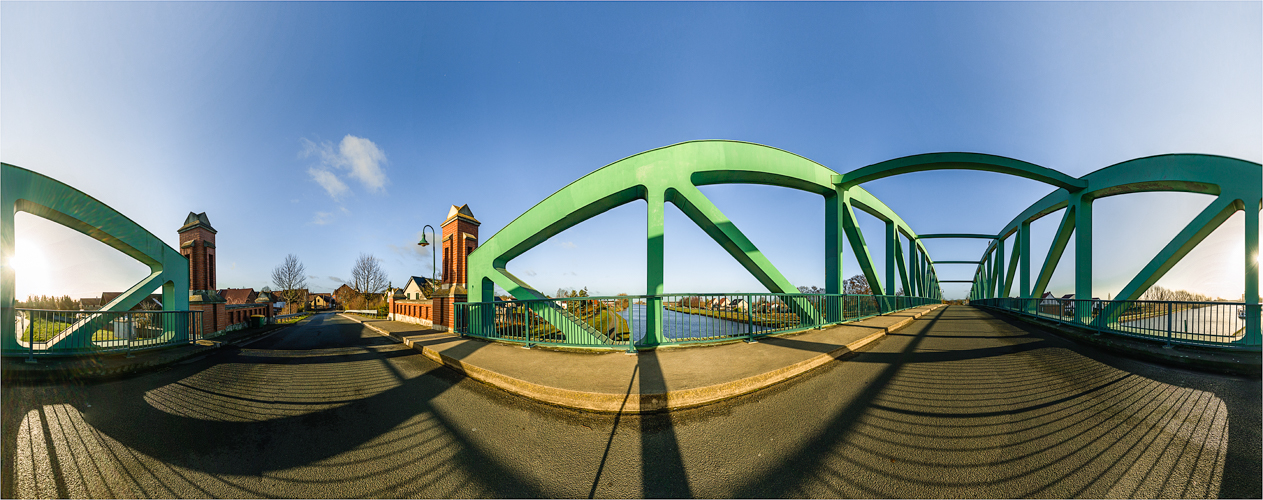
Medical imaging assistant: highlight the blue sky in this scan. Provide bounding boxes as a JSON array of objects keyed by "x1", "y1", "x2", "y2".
[{"x1": 3, "y1": 1, "x2": 1260, "y2": 301}]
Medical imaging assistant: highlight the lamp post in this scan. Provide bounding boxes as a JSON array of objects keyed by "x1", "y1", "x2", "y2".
[{"x1": 417, "y1": 224, "x2": 437, "y2": 285}]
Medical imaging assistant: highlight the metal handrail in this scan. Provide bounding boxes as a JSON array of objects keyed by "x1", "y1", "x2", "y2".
[
  {"x1": 6, "y1": 308, "x2": 204, "y2": 358},
  {"x1": 455, "y1": 293, "x2": 938, "y2": 350},
  {"x1": 973, "y1": 297, "x2": 1260, "y2": 350}
]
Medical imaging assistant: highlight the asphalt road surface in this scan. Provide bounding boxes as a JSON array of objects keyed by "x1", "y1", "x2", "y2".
[{"x1": 3, "y1": 307, "x2": 1259, "y2": 498}]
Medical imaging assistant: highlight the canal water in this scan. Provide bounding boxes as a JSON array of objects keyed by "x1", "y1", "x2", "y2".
[
  {"x1": 1115, "y1": 305, "x2": 1249, "y2": 343},
  {"x1": 618, "y1": 304, "x2": 766, "y2": 343}
]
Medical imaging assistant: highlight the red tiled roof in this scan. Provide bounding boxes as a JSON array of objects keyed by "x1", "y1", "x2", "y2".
[{"x1": 219, "y1": 288, "x2": 257, "y2": 305}]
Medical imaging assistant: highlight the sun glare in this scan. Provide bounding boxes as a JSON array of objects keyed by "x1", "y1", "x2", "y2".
[{"x1": 11, "y1": 240, "x2": 51, "y2": 298}]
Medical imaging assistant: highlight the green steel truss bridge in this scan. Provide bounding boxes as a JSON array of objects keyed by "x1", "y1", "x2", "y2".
[
  {"x1": 464, "y1": 141, "x2": 1261, "y2": 349},
  {"x1": 2, "y1": 163, "x2": 196, "y2": 356},
  {"x1": 2, "y1": 141, "x2": 1259, "y2": 354}
]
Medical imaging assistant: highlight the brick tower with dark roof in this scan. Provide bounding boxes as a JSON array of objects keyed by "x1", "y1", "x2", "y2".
[
  {"x1": 178, "y1": 212, "x2": 217, "y2": 291},
  {"x1": 441, "y1": 204, "x2": 479, "y2": 287}
]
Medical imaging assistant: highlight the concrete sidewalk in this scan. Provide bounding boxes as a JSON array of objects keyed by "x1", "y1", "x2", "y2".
[{"x1": 342, "y1": 304, "x2": 944, "y2": 413}]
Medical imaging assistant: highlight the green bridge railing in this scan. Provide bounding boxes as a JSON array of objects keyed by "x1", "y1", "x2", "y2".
[
  {"x1": 973, "y1": 298, "x2": 1261, "y2": 350},
  {"x1": 7, "y1": 308, "x2": 204, "y2": 360},
  {"x1": 455, "y1": 293, "x2": 938, "y2": 350}
]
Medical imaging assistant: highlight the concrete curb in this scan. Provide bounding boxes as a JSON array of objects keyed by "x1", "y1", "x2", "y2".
[{"x1": 344, "y1": 305, "x2": 944, "y2": 413}]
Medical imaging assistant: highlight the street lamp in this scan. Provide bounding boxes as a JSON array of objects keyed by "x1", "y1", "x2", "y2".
[{"x1": 417, "y1": 224, "x2": 437, "y2": 284}]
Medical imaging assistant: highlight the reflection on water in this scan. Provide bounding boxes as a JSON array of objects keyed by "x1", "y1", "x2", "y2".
[
  {"x1": 618, "y1": 304, "x2": 752, "y2": 342},
  {"x1": 1117, "y1": 306, "x2": 1248, "y2": 342}
]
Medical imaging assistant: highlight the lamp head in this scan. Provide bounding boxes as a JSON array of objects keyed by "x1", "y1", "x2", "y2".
[{"x1": 417, "y1": 235, "x2": 429, "y2": 247}]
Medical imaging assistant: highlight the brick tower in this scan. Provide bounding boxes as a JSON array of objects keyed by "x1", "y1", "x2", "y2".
[
  {"x1": 431, "y1": 205, "x2": 478, "y2": 332},
  {"x1": 441, "y1": 204, "x2": 479, "y2": 286},
  {"x1": 178, "y1": 212, "x2": 216, "y2": 291}
]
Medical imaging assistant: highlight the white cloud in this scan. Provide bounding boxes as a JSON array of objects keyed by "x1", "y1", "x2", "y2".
[
  {"x1": 308, "y1": 168, "x2": 348, "y2": 199},
  {"x1": 337, "y1": 135, "x2": 388, "y2": 191},
  {"x1": 301, "y1": 135, "x2": 389, "y2": 200},
  {"x1": 312, "y1": 211, "x2": 334, "y2": 225},
  {"x1": 558, "y1": 241, "x2": 577, "y2": 249}
]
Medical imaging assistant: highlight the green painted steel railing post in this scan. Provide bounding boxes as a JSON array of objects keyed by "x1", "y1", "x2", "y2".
[
  {"x1": 25, "y1": 314, "x2": 35, "y2": 364},
  {"x1": 1166, "y1": 302, "x2": 1173, "y2": 347},
  {"x1": 746, "y1": 294, "x2": 755, "y2": 343}
]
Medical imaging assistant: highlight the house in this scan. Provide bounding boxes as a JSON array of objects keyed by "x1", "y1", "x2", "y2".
[
  {"x1": 99, "y1": 292, "x2": 163, "y2": 310},
  {"x1": 679, "y1": 296, "x2": 708, "y2": 308},
  {"x1": 728, "y1": 298, "x2": 748, "y2": 312},
  {"x1": 218, "y1": 288, "x2": 259, "y2": 305},
  {"x1": 333, "y1": 284, "x2": 357, "y2": 308},
  {"x1": 1038, "y1": 292, "x2": 1058, "y2": 306},
  {"x1": 309, "y1": 293, "x2": 334, "y2": 310},
  {"x1": 271, "y1": 288, "x2": 308, "y2": 314},
  {"x1": 402, "y1": 276, "x2": 437, "y2": 300},
  {"x1": 79, "y1": 297, "x2": 102, "y2": 310}
]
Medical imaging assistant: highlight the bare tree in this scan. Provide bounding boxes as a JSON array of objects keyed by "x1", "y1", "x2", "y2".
[
  {"x1": 271, "y1": 254, "x2": 308, "y2": 313},
  {"x1": 350, "y1": 253, "x2": 389, "y2": 307},
  {"x1": 844, "y1": 274, "x2": 872, "y2": 295},
  {"x1": 1140, "y1": 285, "x2": 1211, "y2": 302}
]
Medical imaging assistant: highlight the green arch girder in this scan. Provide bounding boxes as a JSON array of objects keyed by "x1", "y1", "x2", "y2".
[
  {"x1": 466, "y1": 141, "x2": 941, "y2": 345},
  {"x1": 917, "y1": 234, "x2": 999, "y2": 240},
  {"x1": 2, "y1": 162, "x2": 191, "y2": 352},
  {"x1": 962, "y1": 154, "x2": 1259, "y2": 344},
  {"x1": 837, "y1": 152, "x2": 1087, "y2": 191}
]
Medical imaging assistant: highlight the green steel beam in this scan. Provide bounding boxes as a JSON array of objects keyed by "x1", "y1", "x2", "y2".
[
  {"x1": 2, "y1": 163, "x2": 191, "y2": 352},
  {"x1": 1032, "y1": 207, "x2": 1076, "y2": 299},
  {"x1": 825, "y1": 194, "x2": 843, "y2": 295},
  {"x1": 996, "y1": 238, "x2": 1006, "y2": 298},
  {"x1": 934, "y1": 261, "x2": 982, "y2": 264},
  {"x1": 1019, "y1": 222, "x2": 1031, "y2": 300},
  {"x1": 467, "y1": 143, "x2": 1258, "y2": 346},
  {"x1": 466, "y1": 141, "x2": 936, "y2": 346},
  {"x1": 1110, "y1": 197, "x2": 1239, "y2": 303},
  {"x1": 983, "y1": 154, "x2": 1260, "y2": 341},
  {"x1": 840, "y1": 189, "x2": 885, "y2": 296},
  {"x1": 894, "y1": 236, "x2": 911, "y2": 296},
  {"x1": 1002, "y1": 235, "x2": 1020, "y2": 298},
  {"x1": 837, "y1": 152, "x2": 1087, "y2": 191},
  {"x1": 1073, "y1": 191, "x2": 1093, "y2": 322},
  {"x1": 886, "y1": 222, "x2": 896, "y2": 298},
  {"x1": 915, "y1": 233, "x2": 1000, "y2": 240}
]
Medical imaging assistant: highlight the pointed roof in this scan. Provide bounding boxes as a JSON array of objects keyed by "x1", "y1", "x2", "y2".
[
  {"x1": 443, "y1": 204, "x2": 480, "y2": 226},
  {"x1": 178, "y1": 211, "x2": 217, "y2": 234},
  {"x1": 404, "y1": 276, "x2": 438, "y2": 297}
]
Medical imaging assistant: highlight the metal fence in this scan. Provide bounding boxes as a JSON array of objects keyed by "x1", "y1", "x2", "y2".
[
  {"x1": 342, "y1": 309, "x2": 386, "y2": 319},
  {"x1": 455, "y1": 293, "x2": 938, "y2": 350},
  {"x1": 972, "y1": 298, "x2": 1261, "y2": 350},
  {"x1": 8, "y1": 308, "x2": 204, "y2": 359}
]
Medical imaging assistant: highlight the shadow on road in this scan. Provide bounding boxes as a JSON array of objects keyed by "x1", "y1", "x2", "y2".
[{"x1": 3, "y1": 306, "x2": 1258, "y2": 498}]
